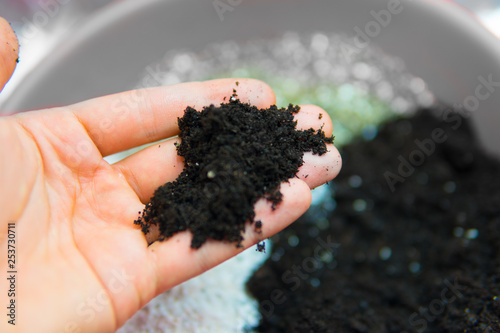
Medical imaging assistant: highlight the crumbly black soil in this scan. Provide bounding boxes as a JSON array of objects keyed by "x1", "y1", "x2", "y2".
[
  {"x1": 135, "y1": 99, "x2": 333, "y2": 249},
  {"x1": 248, "y1": 108, "x2": 500, "y2": 332}
]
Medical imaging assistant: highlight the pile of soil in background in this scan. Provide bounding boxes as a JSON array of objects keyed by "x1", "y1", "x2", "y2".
[
  {"x1": 248, "y1": 107, "x2": 500, "y2": 332},
  {"x1": 135, "y1": 98, "x2": 333, "y2": 249}
]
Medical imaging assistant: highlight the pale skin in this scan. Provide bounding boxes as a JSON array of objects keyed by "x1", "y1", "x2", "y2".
[{"x1": 0, "y1": 18, "x2": 341, "y2": 333}]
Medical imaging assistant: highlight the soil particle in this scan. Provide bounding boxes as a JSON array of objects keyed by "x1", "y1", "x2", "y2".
[{"x1": 135, "y1": 99, "x2": 333, "y2": 249}]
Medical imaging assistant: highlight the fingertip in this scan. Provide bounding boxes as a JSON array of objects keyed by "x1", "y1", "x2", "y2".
[
  {"x1": 251, "y1": 178, "x2": 312, "y2": 239},
  {"x1": 205, "y1": 78, "x2": 276, "y2": 108},
  {"x1": 277, "y1": 177, "x2": 312, "y2": 213},
  {"x1": 0, "y1": 17, "x2": 19, "y2": 91},
  {"x1": 295, "y1": 104, "x2": 333, "y2": 136},
  {"x1": 298, "y1": 144, "x2": 342, "y2": 189},
  {"x1": 237, "y1": 78, "x2": 276, "y2": 108}
]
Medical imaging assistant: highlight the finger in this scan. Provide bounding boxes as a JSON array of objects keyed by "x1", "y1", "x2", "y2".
[
  {"x1": 114, "y1": 105, "x2": 339, "y2": 202},
  {"x1": 69, "y1": 78, "x2": 276, "y2": 157},
  {"x1": 0, "y1": 17, "x2": 19, "y2": 92},
  {"x1": 293, "y1": 105, "x2": 341, "y2": 188},
  {"x1": 294, "y1": 104, "x2": 333, "y2": 137},
  {"x1": 147, "y1": 178, "x2": 311, "y2": 293},
  {"x1": 113, "y1": 137, "x2": 183, "y2": 203},
  {"x1": 298, "y1": 145, "x2": 342, "y2": 189}
]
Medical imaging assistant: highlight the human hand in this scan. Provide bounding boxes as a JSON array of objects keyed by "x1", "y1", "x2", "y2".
[{"x1": 0, "y1": 19, "x2": 341, "y2": 333}]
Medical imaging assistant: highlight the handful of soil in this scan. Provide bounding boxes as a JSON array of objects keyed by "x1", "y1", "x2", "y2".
[{"x1": 135, "y1": 99, "x2": 333, "y2": 249}]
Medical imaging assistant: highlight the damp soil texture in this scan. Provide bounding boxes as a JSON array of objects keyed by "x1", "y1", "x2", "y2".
[
  {"x1": 135, "y1": 99, "x2": 333, "y2": 249},
  {"x1": 248, "y1": 108, "x2": 500, "y2": 332}
]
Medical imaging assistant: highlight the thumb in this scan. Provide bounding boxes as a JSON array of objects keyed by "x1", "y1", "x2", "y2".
[{"x1": 0, "y1": 17, "x2": 19, "y2": 92}]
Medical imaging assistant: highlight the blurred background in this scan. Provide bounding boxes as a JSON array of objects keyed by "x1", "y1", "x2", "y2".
[
  {"x1": 0, "y1": 0, "x2": 500, "y2": 86},
  {"x1": 1, "y1": 0, "x2": 500, "y2": 43},
  {"x1": 2, "y1": 0, "x2": 500, "y2": 32},
  {"x1": 0, "y1": 0, "x2": 498, "y2": 107},
  {"x1": 1, "y1": 2, "x2": 499, "y2": 332},
  {"x1": 0, "y1": 0, "x2": 499, "y2": 106}
]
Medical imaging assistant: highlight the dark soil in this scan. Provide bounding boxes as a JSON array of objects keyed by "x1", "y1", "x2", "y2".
[
  {"x1": 248, "y1": 107, "x2": 500, "y2": 332},
  {"x1": 135, "y1": 99, "x2": 333, "y2": 249}
]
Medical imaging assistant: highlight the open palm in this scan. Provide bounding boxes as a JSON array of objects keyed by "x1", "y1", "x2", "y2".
[{"x1": 0, "y1": 74, "x2": 341, "y2": 332}]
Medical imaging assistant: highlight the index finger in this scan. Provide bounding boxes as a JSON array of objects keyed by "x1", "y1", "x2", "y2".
[{"x1": 68, "y1": 78, "x2": 276, "y2": 157}]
